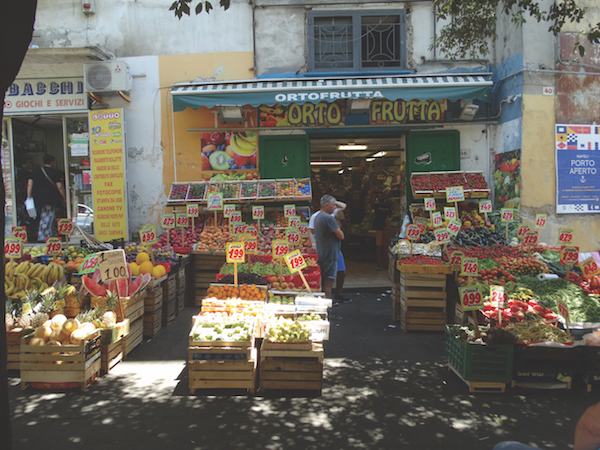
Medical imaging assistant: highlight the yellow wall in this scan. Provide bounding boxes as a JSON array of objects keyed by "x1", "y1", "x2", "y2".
[
  {"x1": 158, "y1": 52, "x2": 254, "y2": 204},
  {"x1": 521, "y1": 94, "x2": 600, "y2": 251}
]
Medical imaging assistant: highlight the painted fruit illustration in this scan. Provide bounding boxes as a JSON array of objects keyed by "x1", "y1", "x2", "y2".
[{"x1": 209, "y1": 151, "x2": 231, "y2": 170}]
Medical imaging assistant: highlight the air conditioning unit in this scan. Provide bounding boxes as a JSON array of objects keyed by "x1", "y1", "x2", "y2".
[{"x1": 84, "y1": 61, "x2": 131, "y2": 93}]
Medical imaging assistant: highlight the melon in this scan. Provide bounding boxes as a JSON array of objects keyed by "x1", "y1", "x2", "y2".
[
  {"x1": 51, "y1": 314, "x2": 67, "y2": 330},
  {"x1": 34, "y1": 324, "x2": 53, "y2": 342},
  {"x1": 82, "y1": 275, "x2": 107, "y2": 297},
  {"x1": 62, "y1": 318, "x2": 80, "y2": 335},
  {"x1": 70, "y1": 329, "x2": 87, "y2": 345},
  {"x1": 29, "y1": 337, "x2": 46, "y2": 346},
  {"x1": 49, "y1": 328, "x2": 67, "y2": 342}
]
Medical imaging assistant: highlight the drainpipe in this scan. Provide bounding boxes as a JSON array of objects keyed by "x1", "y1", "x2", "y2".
[{"x1": 251, "y1": 1, "x2": 257, "y2": 77}]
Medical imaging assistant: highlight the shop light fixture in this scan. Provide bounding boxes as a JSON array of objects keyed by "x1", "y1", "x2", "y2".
[
  {"x1": 338, "y1": 143, "x2": 368, "y2": 151},
  {"x1": 347, "y1": 98, "x2": 372, "y2": 114},
  {"x1": 372, "y1": 151, "x2": 387, "y2": 158},
  {"x1": 217, "y1": 105, "x2": 244, "y2": 124},
  {"x1": 338, "y1": 169, "x2": 344, "y2": 174},
  {"x1": 458, "y1": 102, "x2": 479, "y2": 121},
  {"x1": 311, "y1": 161, "x2": 342, "y2": 166},
  {"x1": 366, "y1": 157, "x2": 375, "y2": 162}
]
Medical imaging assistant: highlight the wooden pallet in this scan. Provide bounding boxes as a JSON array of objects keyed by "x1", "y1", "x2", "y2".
[
  {"x1": 188, "y1": 346, "x2": 256, "y2": 394},
  {"x1": 449, "y1": 365, "x2": 507, "y2": 393},
  {"x1": 259, "y1": 343, "x2": 324, "y2": 394},
  {"x1": 101, "y1": 338, "x2": 124, "y2": 375},
  {"x1": 123, "y1": 316, "x2": 143, "y2": 356}
]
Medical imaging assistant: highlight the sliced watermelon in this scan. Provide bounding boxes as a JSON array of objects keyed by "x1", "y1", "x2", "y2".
[
  {"x1": 128, "y1": 276, "x2": 144, "y2": 297},
  {"x1": 82, "y1": 275, "x2": 108, "y2": 297},
  {"x1": 91, "y1": 268, "x2": 102, "y2": 284},
  {"x1": 140, "y1": 273, "x2": 152, "y2": 291},
  {"x1": 104, "y1": 280, "x2": 116, "y2": 293},
  {"x1": 116, "y1": 278, "x2": 129, "y2": 298}
]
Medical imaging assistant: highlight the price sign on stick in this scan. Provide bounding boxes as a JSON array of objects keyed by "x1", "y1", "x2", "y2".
[
  {"x1": 491, "y1": 285, "x2": 508, "y2": 308},
  {"x1": 78, "y1": 253, "x2": 99, "y2": 275},
  {"x1": 501, "y1": 209, "x2": 514, "y2": 222},
  {"x1": 233, "y1": 223, "x2": 247, "y2": 235},
  {"x1": 560, "y1": 246, "x2": 579, "y2": 265},
  {"x1": 240, "y1": 235, "x2": 257, "y2": 254},
  {"x1": 286, "y1": 228, "x2": 300, "y2": 245},
  {"x1": 444, "y1": 207, "x2": 457, "y2": 220},
  {"x1": 284, "y1": 204, "x2": 296, "y2": 217},
  {"x1": 161, "y1": 214, "x2": 175, "y2": 229},
  {"x1": 479, "y1": 200, "x2": 492, "y2": 214},
  {"x1": 245, "y1": 225, "x2": 257, "y2": 237},
  {"x1": 432, "y1": 211, "x2": 442, "y2": 228},
  {"x1": 517, "y1": 224, "x2": 531, "y2": 239},
  {"x1": 223, "y1": 204, "x2": 236, "y2": 218},
  {"x1": 523, "y1": 230, "x2": 539, "y2": 247},
  {"x1": 176, "y1": 213, "x2": 189, "y2": 228},
  {"x1": 229, "y1": 211, "x2": 242, "y2": 223},
  {"x1": 297, "y1": 224, "x2": 308, "y2": 236},
  {"x1": 207, "y1": 193, "x2": 223, "y2": 211},
  {"x1": 557, "y1": 300, "x2": 569, "y2": 320},
  {"x1": 434, "y1": 227, "x2": 450, "y2": 244},
  {"x1": 446, "y1": 186, "x2": 465, "y2": 203},
  {"x1": 226, "y1": 242, "x2": 245, "y2": 263},
  {"x1": 558, "y1": 228, "x2": 573, "y2": 245},
  {"x1": 450, "y1": 251, "x2": 464, "y2": 268},
  {"x1": 405, "y1": 224, "x2": 421, "y2": 241},
  {"x1": 46, "y1": 237, "x2": 62, "y2": 256},
  {"x1": 272, "y1": 240, "x2": 288, "y2": 258},
  {"x1": 186, "y1": 204, "x2": 199, "y2": 217},
  {"x1": 5, "y1": 238, "x2": 22, "y2": 259},
  {"x1": 447, "y1": 220, "x2": 461, "y2": 236},
  {"x1": 57, "y1": 218, "x2": 74, "y2": 235},
  {"x1": 252, "y1": 206, "x2": 264, "y2": 220},
  {"x1": 424, "y1": 198, "x2": 436, "y2": 211},
  {"x1": 461, "y1": 257, "x2": 479, "y2": 277},
  {"x1": 139, "y1": 226, "x2": 157, "y2": 245},
  {"x1": 459, "y1": 285, "x2": 484, "y2": 311},
  {"x1": 11, "y1": 226, "x2": 27, "y2": 244},
  {"x1": 535, "y1": 214, "x2": 547, "y2": 228},
  {"x1": 580, "y1": 256, "x2": 600, "y2": 278},
  {"x1": 98, "y1": 249, "x2": 129, "y2": 281},
  {"x1": 288, "y1": 216, "x2": 301, "y2": 228},
  {"x1": 284, "y1": 249, "x2": 307, "y2": 273}
]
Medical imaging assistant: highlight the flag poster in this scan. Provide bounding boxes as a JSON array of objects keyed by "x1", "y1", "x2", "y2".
[{"x1": 555, "y1": 124, "x2": 600, "y2": 214}]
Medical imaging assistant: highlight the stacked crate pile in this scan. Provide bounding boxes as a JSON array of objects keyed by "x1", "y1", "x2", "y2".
[{"x1": 144, "y1": 277, "x2": 164, "y2": 338}]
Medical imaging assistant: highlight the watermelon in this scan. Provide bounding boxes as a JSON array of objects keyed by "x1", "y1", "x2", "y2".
[
  {"x1": 116, "y1": 278, "x2": 129, "y2": 298},
  {"x1": 128, "y1": 276, "x2": 144, "y2": 297},
  {"x1": 104, "y1": 280, "x2": 116, "y2": 293},
  {"x1": 80, "y1": 268, "x2": 103, "y2": 296},
  {"x1": 82, "y1": 275, "x2": 108, "y2": 297},
  {"x1": 140, "y1": 273, "x2": 152, "y2": 291}
]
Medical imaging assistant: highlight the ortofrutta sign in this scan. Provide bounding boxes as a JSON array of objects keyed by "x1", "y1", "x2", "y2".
[{"x1": 89, "y1": 108, "x2": 127, "y2": 240}]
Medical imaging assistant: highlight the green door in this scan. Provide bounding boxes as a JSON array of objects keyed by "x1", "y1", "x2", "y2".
[
  {"x1": 406, "y1": 130, "x2": 460, "y2": 202},
  {"x1": 259, "y1": 135, "x2": 310, "y2": 179}
]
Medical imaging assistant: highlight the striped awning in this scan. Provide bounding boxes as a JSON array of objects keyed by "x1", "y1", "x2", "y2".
[{"x1": 171, "y1": 75, "x2": 492, "y2": 112}]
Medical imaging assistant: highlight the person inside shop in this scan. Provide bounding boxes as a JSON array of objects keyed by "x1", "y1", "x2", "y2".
[
  {"x1": 313, "y1": 194, "x2": 344, "y2": 302},
  {"x1": 374, "y1": 193, "x2": 392, "y2": 270},
  {"x1": 308, "y1": 198, "x2": 350, "y2": 304},
  {"x1": 493, "y1": 400, "x2": 600, "y2": 450},
  {"x1": 27, "y1": 154, "x2": 66, "y2": 241}
]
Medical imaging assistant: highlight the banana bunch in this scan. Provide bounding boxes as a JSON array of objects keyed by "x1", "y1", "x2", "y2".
[
  {"x1": 230, "y1": 132, "x2": 257, "y2": 154},
  {"x1": 5, "y1": 261, "x2": 64, "y2": 301}
]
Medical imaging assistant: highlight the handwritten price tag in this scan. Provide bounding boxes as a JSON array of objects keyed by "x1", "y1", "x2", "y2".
[
  {"x1": 226, "y1": 242, "x2": 245, "y2": 263},
  {"x1": 186, "y1": 204, "x2": 199, "y2": 217},
  {"x1": 297, "y1": 224, "x2": 308, "y2": 236},
  {"x1": 580, "y1": 256, "x2": 600, "y2": 279},
  {"x1": 461, "y1": 257, "x2": 479, "y2": 277},
  {"x1": 405, "y1": 224, "x2": 421, "y2": 241},
  {"x1": 57, "y1": 218, "x2": 74, "y2": 235},
  {"x1": 432, "y1": 211, "x2": 442, "y2": 228},
  {"x1": 252, "y1": 206, "x2": 264, "y2": 220},
  {"x1": 288, "y1": 216, "x2": 300, "y2": 228},
  {"x1": 535, "y1": 214, "x2": 547, "y2": 228},
  {"x1": 176, "y1": 213, "x2": 189, "y2": 228},
  {"x1": 240, "y1": 235, "x2": 257, "y2": 255},
  {"x1": 139, "y1": 226, "x2": 157, "y2": 245},
  {"x1": 517, "y1": 224, "x2": 531, "y2": 238},
  {"x1": 560, "y1": 246, "x2": 579, "y2": 265},
  {"x1": 479, "y1": 200, "x2": 492, "y2": 214},
  {"x1": 444, "y1": 207, "x2": 457, "y2": 220},
  {"x1": 98, "y1": 249, "x2": 129, "y2": 281},
  {"x1": 46, "y1": 237, "x2": 62, "y2": 256},
  {"x1": 557, "y1": 300, "x2": 569, "y2": 320},
  {"x1": 286, "y1": 228, "x2": 300, "y2": 245},
  {"x1": 233, "y1": 223, "x2": 247, "y2": 235},
  {"x1": 523, "y1": 231, "x2": 538, "y2": 247},
  {"x1": 229, "y1": 211, "x2": 242, "y2": 223},
  {"x1": 450, "y1": 251, "x2": 464, "y2": 267},
  {"x1": 284, "y1": 204, "x2": 296, "y2": 217},
  {"x1": 447, "y1": 219, "x2": 461, "y2": 236},
  {"x1": 459, "y1": 285, "x2": 483, "y2": 311},
  {"x1": 207, "y1": 193, "x2": 223, "y2": 211},
  {"x1": 161, "y1": 214, "x2": 175, "y2": 229},
  {"x1": 446, "y1": 186, "x2": 465, "y2": 203},
  {"x1": 284, "y1": 249, "x2": 307, "y2": 273},
  {"x1": 501, "y1": 208, "x2": 514, "y2": 223},
  {"x1": 558, "y1": 228, "x2": 573, "y2": 245},
  {"x1": 11, "y1": 226, "x2": 27, "y2": 244},
  {"x1": 78, "y1": 253, "x2": 99, "y2": 275},
  {"x1": 5, "y1": 238, "x2": 22, "y2": 259},
  {"x1": 434, "y1": 227, "x2": 450, "y2": 244},
  {"x1": 223, "y1": 204, "x2": 236, "y2": 218},
  {"x1": 245, "y1": 225, "x2": 257, "y2": 237},
  {"x1": 272, "y1": 240, "x2": 288, "y2": 258},
  {"x1": 424, "y1": 198, "x2": 436, "y2": 211},
  {"x1": 490, "y1": 285, "x2": 508, "y2": 308}
]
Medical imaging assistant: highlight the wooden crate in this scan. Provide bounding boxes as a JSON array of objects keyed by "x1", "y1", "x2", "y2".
[
  {"x1": 123, "y1": 316, "x2": 143, "y2": 356},
  {"x1": 101, "y1": 338, "x2": 124, "y2": 375},
  {"x1": 193, "y1": 251, "x2": 226, "y2": 305},
  {"x1": 143, "y1": 309, "x2": 162, "y2": 338},
  {"x1": 7, "y1": 328, "x2": 33, "y2": 371},
  {"x1": 145, "y1": 290, "x2": 163, "y2": 315},
  {"x1": 188, "y1": 346, "x2": 256, "y2": 394},
  {"x1": 259, "y1": 341, "x2": 324, "y2": 393},
  {"x1": 20, "y1": 331, "x2": 101, "y2": 391},
  {"x1": 397, "y1": 262, "x2": 453, "y2": 275},
  {"x1": 399, "y1": 273, "x2": 447, "y2": 332},
  {"x1": 99, "y1": 319, "x2": 130, "y2": 346},
  {"x1": 162, "y1": 295, "x2": 176, "y2": 327}
]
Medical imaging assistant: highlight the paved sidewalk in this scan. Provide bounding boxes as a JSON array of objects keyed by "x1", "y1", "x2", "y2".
[{"x1": 8, "y1": 290, "x2": 595, "y2": 450}]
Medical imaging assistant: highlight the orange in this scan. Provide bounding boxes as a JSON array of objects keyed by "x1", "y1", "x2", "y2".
[
  {"x1": 152, "y1": 266, "x2": 163, "y2": 279},
  {"x1": 139, "y1": 261, "x2": 154, "y2": 275},
  {"x1": 130, "y1": 262, "x2": 140, "y2": 277},
  {"x1": 136, "y1": 252, "x2": 150, "y2": 265}
]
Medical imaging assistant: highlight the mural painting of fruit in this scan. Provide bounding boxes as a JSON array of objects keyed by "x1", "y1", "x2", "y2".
[{"x1": 201, "y1": 131, "x2": 257, "y2": 171}]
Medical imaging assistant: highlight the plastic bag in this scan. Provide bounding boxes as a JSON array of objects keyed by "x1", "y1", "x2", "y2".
[{"x1": 25, "y1": 198, "x2": 36, "y2": 219}]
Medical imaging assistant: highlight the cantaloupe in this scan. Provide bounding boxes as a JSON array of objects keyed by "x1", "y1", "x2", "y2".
[
  {"x1": 34, "y1": 324, "x2": 53, "y2": 342},
  {"x1": 51, "y1": 314, "x2": 67, "y2": 330},
  {"x1": 29, "y1": 337, "x2": 46, "y2": 346},
  {"x1": 70, "y1": 328, "x2": 88, "y2": 345},
  {"x1": 62, "y1": 318, "x2": 80, "y2": 335}
]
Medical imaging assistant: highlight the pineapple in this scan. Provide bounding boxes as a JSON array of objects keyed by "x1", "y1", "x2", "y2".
[
  {"x1": 51, "y1": 284, "x2": 69, "y2": 317},
  {"x1": 75, "y1": 308, "x2": 98, "y2": 325},
  {"x1": 18, "y1": 289, "x2": 42, "y2": 328},
  {"x1": 17, "y1": 312, "x2": 33, "y2": 329},
  {"x1": 101, "y1": 291, "x2": 119, "y2": 327},
  {"x1": 31, "y1": 290, "x2": 54, "y2": 328},
  {"x1": 63, "y1": 284, "x2": 79, "y2": 308},
  {"x1": 5, "y1": 300, "x2": 15, "y2": 330}
]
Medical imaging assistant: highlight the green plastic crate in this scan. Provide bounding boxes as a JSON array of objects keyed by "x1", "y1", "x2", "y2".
[{"x1": 444, "y1": 325, "x2": 513, "y2": 383}]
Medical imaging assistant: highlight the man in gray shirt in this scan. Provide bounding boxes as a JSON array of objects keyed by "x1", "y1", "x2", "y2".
[{"x1": 314, "y1": 195, "x2": 344, "y2": 300}]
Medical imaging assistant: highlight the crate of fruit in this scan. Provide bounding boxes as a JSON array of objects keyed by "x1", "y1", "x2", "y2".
[
  {"x1": 276, "y1": 179, "x2": 295, "y2": 199},
  {"x1": 187, "y1": 183, "x2": 207, "y2": 201},
  {"x1": 168, "y1": 183, "x2": 190, "y2": 203},
  {"x1": 258, "y1": 180, "x2": 277, "y2": 199},
  {"x1": 219, "y1": 181, "x2": 240, "y2": 200},
  {"x1": 189, "y1": 316, "x2": 254, "y2": 347},
  {"x1": 464, "y1": 171, "x2": 490, "y2": 198},
  {"x1": 205, "y1": 181, "x2": 222, "y2": 197},
  {"x1": 294, "y1": 178, "x2": 311, "y2": 199},
  {"x1": 409, "y1": 173, "x2": 435, "y2": 199},
  {"x1": 444, "y1": 325, "x2": 513, "y2": 382},
  {"x1": 239, "y1": 180, "x2": 258, "y2": 200}
]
